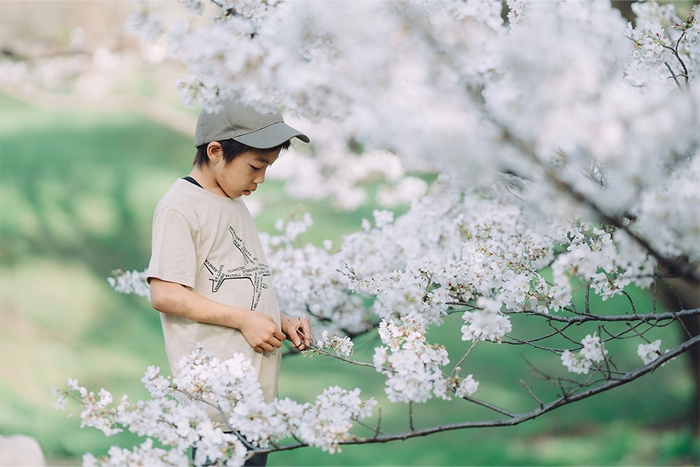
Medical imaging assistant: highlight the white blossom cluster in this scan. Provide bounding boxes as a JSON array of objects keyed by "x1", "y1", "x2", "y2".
[
  {"x1": 265, "y1": 183, "x2": 671, "y2": 382},
  {"x1": 54, "y1": 344, "x2": 376, "y2": 466},
  {"x1": 0, "y1": 54, "x2": 88, "y2": 93},
  {"x1": 83, "y1": 439, "x2": 185, "y2": 467},
  {"x1": 128, "y1": 0, "x2": 700, "y2": 208},
  {"x1": 549, "y1": 223, "x2": 657, "y2": 302},
  {"x1": 637, "y1": 339, "x2": 664, "y2": 365},
  {"x1": 561, "y1": 334, "x2": 609, "y2": 375},
  {"x1": 373, "y1": 313, "x2": 478, "y2": 403},
  {"x1": 317, "y1": 330, "x2": 354, "y2": 358},
  {"x1": 107, "y1": 269, "x2": 150, "y2": 298},
  {"x1": 269, "y1": 179, "x2": 659, "y2": 335},
  {"x1": 269, "y1": 147, "x2": 429, "y2": 211},
  {"x1": 461, "y1": 298, "x2": 513, "y2": 343},
  {"x1": 125, "y1": 0, "x2": 700, "y2": 283},
  {"x1": 630, "y1": 154, "x2": 700, "y2": 265},
  {"x1": 260, "y1": 216, "x2": 369, "y2": 334},
  {"x1": 626, "y1": 0, "x2": 700, "y2": 87},
  {"x1": 294, "y1": 385, "x2": 375, "y2": 454}
]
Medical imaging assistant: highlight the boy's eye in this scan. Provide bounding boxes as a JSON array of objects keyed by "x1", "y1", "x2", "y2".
[{"x1": 250, "y1": 165, "x2": 262, "y2": 171}]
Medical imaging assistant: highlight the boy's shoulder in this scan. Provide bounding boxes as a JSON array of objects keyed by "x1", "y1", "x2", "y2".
[
  {"x1": 155, "y1": 179, "x2": 208, "y2": 216},
  {"x1": 155, "y1": 178, "x2": 245, "y2": 217},
  {"x1": 157, "y1": 178, "x2": 193, "y2": 206}
]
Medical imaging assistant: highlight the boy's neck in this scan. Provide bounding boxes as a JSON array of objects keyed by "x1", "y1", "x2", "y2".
[{"x1": 188, "y1": 167, "x2": 227, "y2": 198}]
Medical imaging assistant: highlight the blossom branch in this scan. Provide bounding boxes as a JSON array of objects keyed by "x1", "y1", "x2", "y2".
[
  {"x1": 333, "y1": 334, "x2": 699, "y2": 445},
  {"x1": 505, "y1": 308, "x2": 700, "y2": 324},
  {"x1": 499, "y1": 124, "x2": 700, "y2": 282},
  {"x1": 662, "y1": 25, "x2": 690, "y2": 89}
]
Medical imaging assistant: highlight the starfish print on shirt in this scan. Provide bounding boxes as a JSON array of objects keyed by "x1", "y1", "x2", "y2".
[{"x1": 204, "y1": 226, "x2": 271, "y2": 310}]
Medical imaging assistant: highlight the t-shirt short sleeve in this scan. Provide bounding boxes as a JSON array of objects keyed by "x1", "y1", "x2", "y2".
[{"x1": 147, "y1": 206, "x2": 197, "y2": 288}]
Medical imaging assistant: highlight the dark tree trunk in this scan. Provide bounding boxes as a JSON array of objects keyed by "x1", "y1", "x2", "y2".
[{"x1": 659, "y1": 278, "x2": 700, "y2": 436}]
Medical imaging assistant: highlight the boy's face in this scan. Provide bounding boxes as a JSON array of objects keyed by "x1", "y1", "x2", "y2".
[{"x1": 211, "y1": 146, "x2": 280, "y2": 199}]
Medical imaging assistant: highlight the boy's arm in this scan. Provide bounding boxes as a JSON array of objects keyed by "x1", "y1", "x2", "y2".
[{"x1": 150, "y1": 278, "x2": 286, "y2": 354}]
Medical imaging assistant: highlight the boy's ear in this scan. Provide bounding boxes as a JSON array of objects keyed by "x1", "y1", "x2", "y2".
[{"x1": 207, "y1": 142, "x2": 223, "y2": 163}]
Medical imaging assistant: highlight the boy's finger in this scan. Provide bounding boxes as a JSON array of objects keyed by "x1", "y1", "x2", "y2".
[
  {"x1": 294, "y1": 331, "x2": 308, "y2": 348},
  {"x1": 295, "y1": 323, "x2": 310, "y2": 338},
  {"x1": 299, "y1": 329, "x2": 312, "y2": 344}
]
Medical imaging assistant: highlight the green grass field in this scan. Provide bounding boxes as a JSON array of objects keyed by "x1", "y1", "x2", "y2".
[{"x1": 0, "y1": 93, "x2": 697, "y2": 466}]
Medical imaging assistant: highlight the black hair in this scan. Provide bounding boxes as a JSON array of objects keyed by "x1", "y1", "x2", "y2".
[{"x1": 193, "y1": 139, "x2": 291, "y2": 168}]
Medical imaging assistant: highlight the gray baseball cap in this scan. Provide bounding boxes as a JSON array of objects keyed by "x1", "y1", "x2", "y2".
[{"x1": 194, "y1": 98, "x2": 310, "y2": 149}]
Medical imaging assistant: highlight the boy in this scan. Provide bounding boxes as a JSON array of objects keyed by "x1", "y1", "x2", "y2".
[{"x1": 147, "y1": 98, "x2": 313, "y2": 464}]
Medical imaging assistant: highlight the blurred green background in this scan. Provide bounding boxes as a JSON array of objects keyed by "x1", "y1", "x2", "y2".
[{"x1": 1, "y1": 1, "x2": 699, "y2": 466}]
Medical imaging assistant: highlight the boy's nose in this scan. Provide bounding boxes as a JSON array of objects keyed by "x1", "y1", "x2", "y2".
[{"x1": 254, "y1": 168, "x2": 267, "y2": 184}]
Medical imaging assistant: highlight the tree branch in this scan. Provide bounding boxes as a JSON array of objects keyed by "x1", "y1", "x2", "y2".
[
  {"x1": 343, "y1": 333, "x2": 700, "y2": 444},
  {"x1": 511, "y1": 308, "x2": 700, "y2": 324},
  {"x1": 256, "y1": 334, "x2": 699, "y2": 456}
]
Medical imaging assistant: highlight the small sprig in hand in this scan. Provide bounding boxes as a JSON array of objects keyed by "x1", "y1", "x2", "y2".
[{"x1": 281, "y1": 314, "x2": 313, "y2": 351}]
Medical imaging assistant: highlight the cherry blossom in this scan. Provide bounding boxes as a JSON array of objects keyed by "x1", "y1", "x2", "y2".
[
  {"x1": 561, "y1": 334, "x2": 609, "y2": 375},
  {"x1": 55, "y1": 345, "x2": 376, "y2": 466},
  {"x1": 637, "y1": 339, "x2": 663, "y2": 365}
]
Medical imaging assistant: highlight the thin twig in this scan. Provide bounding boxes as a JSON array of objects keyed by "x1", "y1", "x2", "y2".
[
  {"x1": 309, "y1": 345, "x2": 380, "y2": 370},
  {"x1": 519, "y1": 379, "x2": 544, "y2": 409},
  {"x1": 373, "y1": 408, "x2": 384, "y2": 439},
  {"x1": 664, "y1": 61, "x2": 683, "y2": 89},
  {"x1": 451, "y1": 341, "x2": 478, "y2": 378},
  {"x1": 460, "y1": 395, "x2": 516, "y2": 418},
  {"x1": 353, "y1": 417, "x2": 386, "y2": 438}
]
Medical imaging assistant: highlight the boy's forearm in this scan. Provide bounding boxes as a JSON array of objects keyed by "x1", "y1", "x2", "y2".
[
  {"x1": 150, "y1": 278, "x2": 287, "y2": 353},
  {"x1": 150, "y1": 278, "x2": 248, "y2": 329}
]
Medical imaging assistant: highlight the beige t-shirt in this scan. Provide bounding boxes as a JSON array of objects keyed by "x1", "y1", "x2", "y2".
[{"x1": 147, "y1": 179, "x2": 281, "y2": 405}]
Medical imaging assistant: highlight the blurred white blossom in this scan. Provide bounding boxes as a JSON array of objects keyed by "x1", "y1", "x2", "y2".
[
  {"x1": 561, "y1": 334, "x2": 608, "y2": 375},
  {"x1": 638, "y1": 339, "x2": 663, "y2": 365},
  {"x1": 108, "y1": 270, "x2": 150, "y2": 299}
]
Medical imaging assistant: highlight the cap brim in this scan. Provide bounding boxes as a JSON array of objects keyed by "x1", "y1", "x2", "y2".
[{"x1": 232, "y1": 122, "x2": 310, "y2": 149}]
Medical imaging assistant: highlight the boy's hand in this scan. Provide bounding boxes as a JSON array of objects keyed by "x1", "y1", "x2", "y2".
[
  {"x1": 281, "y1": 314, "x2": 313, "y2": 351},
  {"x1": 239, "y1": 311, "x2": 286, "y2": 354}
]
